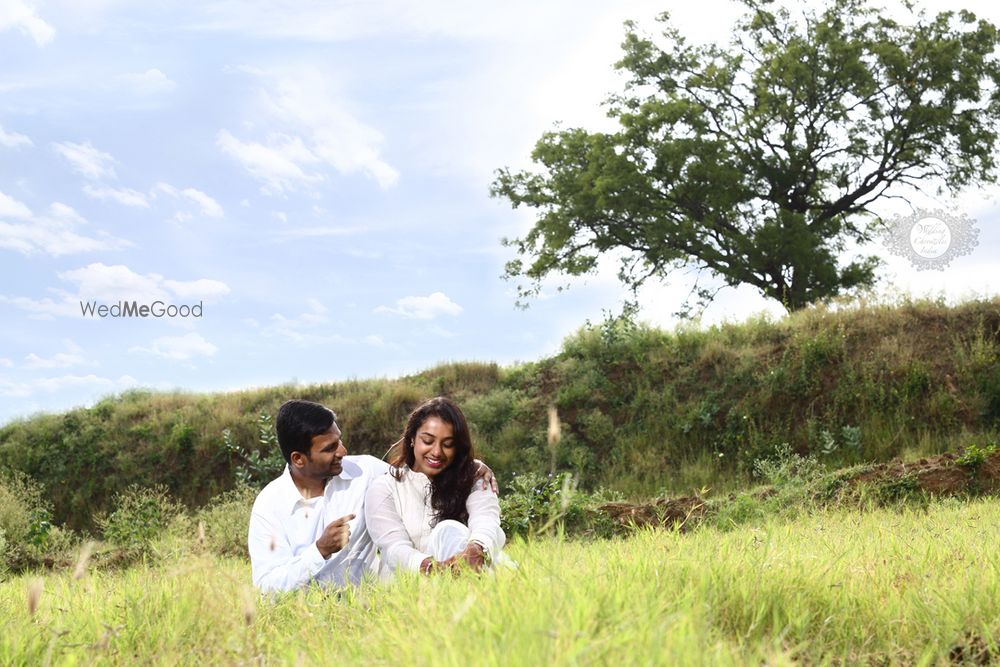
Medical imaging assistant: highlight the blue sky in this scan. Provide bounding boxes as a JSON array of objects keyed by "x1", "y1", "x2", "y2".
[{"x1": 1, "y1": 0, "x2": 998, "y2": 425}]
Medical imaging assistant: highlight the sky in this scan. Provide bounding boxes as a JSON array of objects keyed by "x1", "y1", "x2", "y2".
[{"x1": 1, "y1": 0, "x2": 998, "y2": 425}]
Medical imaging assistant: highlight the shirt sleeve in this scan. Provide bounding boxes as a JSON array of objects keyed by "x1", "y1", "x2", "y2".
[
  {"x1": 248, "y1": 506, "x2": 328, "y2": 593},
  {"x1": 466, "y1": 484, "x2": 506, "y2": 557},
  {"x1": 364, "y1": 475, "x2": 429, "y2": 573}
]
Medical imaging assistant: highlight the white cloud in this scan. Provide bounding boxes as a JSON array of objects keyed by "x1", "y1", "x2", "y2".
[
  {"x1": 1, "y1": 264, "x2": 230, "y2": 320},
  {"x1": 130, "y1": 333, "x2": 218, "y2": 361},
  {"x1": 51, "y1": 141, "x2": 117, "y2": 179},
  {"x1": 114, "y1": 68, "x2": 177, "y2": 95},
  {"x1": 60, "y1": 263, "x2": 169, "y2": 302},
  {"x1": 24, "y1": 344, "x2": 92, "y2": 370},
  {"x1": 152, "y1": 182, "x2": 224, "y2": 218},
  {"x1": 0, "y1": 294, "x2": 79, "y2": 319},
  {"x1": 374, "y1": 292, "x2": 463, "y2": 320},
  {"x1": 187, "y1": 0, "x2": 565, "y2": 42},
  {"x1": 0, "y1": 190, "x2": 32, "y2": 218},
  {"x1": 273, "y1": 225, "x2": 369, "y2": 241},
  {"x1": 216, "y1": 129, "x2": 322, "y2": 195},
  {"x1": 48, "y1": 202, "x2": 85, "y2": 224},
  {"x1": 260, "y1": 299, "x2": 357, "y2": 346},
  {"x1": 0, "y1": 358, "x2": 13, "y2": 368},
  {"x1": 83, "y1": 184, "x2": 150, "y2": 208},
  {"x1": 0, "y1": 124, "x2": 33, "y2": 148},
  {"x1": 59, "y1": 263, "x2": 231, "y2": 303},
  {"x1": 0, "y1": 374, "x2": 136, "y2": 398},
  {"x1": 179, "y1": 188, "x2": 223, "y2": 217},
  {"x1": 0, "y1": 0, "x2": 55, "y2": 46},
  {"x1": 162, "y1": 278, "x2": 231, "y2": 300},
  {"x1": 0, "y1": 196, "x2": 130, "y2": 256},
  {"x1": 217, "y1": 67, "x2": 398, "y2": 193}
]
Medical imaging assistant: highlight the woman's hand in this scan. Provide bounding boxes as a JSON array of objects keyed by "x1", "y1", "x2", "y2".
[
  {"x1": 456, "y1": 542, "x2": 486, "y2": 572},
  {"x1": 421, "y1": 543, "x2": 487, "y2": 575}
]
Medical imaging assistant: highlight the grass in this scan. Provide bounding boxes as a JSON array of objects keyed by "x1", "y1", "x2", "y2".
[{"x1": 2, "y1": 496, "x2": 999, "y2": 665}]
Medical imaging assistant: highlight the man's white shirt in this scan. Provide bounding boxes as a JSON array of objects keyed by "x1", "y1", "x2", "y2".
[{"x1": 248, "y1": 454, "x2": 389, "y2": 592}]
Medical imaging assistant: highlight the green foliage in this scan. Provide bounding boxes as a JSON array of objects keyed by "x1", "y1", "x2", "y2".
[
  {"x1": 874, "y1": 473, "x2": 922, "y2": 505},
  {"x1": 491, "y1": 0, "x2": 1000, "y2": 313},
  {"x1": 499, "y1": 472, "x2": 619, "y2": 539},
  {"x1": 0, "y1": 529, "x2": 7, "y2": 581},
  {"x1": 0, "y1": 473, "x2": 76, "y2": 574},
  {"x1": 223, "y1": 413, "x2": 286, "y2": 488},
  {"x1": 194, "y1": 484, "x2": 257, "y2": 558},
  {"x1": 956, "y1": 443, "x2": 998, "y2": 469},
  {"x1": 752, "y1": 443, "x2": 824, "y2": 487},
  {"x1": 97, "y1": 485, "x2": 183, "y2": 558},
  {"x1": 0, "y1": 296, "x2": 999, "y2": 528}
]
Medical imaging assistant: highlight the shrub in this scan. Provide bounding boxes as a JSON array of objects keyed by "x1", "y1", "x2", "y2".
[
  {"x1": 499, "y1": 472, "x2": 620, "y2": 538},
  {"x1": 223, "y1": 412, "x2": 285, "y2": 488},
  {"x1": 97, "y1": 485, "x2": 183, "y2": 558},
  {"x1": 195, "y1": 484, "x2": 257, "y2": 558},
  {"x1": 752, "y1": 443, "x2": 825, "y2": 487},
  {"x1": 0, "y1": 529, "x2": 8, "y2": 581},
  {"x1": 0, "y1": 472, "x2": 55, "y2": 573}
]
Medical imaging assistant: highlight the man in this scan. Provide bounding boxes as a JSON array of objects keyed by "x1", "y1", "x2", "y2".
[{"x1": 248, "y1": 399, "x2": 494, "y2": 592}]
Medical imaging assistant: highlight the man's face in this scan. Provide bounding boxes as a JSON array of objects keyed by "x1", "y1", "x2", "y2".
[{"x1": 293, "y1": 423, "x2": 347, "y2": 484}]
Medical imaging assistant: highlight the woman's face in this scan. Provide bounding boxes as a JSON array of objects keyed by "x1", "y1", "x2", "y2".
[{"x1": 410, "y1": 415, "x2": 456, "y2": 477}]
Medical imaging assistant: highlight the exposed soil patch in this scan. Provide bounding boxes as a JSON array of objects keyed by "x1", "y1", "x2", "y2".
[
  {"x1": 849, "y1": 450, "x2": 1000, "y2": 496},
  {"x1": 598, "y1": 450, "x2": 1000, "y2": 531},
  {"x1": 599, "y1": 495, "x2": 706, "y2": 531}
]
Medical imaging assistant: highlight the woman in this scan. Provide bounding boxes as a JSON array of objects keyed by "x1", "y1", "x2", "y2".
[{"x1": 365, "y1": 396, "x2": 506, "y2": 577}]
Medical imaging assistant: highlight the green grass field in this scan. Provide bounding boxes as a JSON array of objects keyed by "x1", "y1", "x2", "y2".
[{"x1": 3, "y1": 496, "x2": 998, "y2": 666}]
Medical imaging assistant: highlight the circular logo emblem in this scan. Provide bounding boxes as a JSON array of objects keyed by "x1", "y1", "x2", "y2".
[{"x1": 881, "y1": 208, "x2": 979, "y2": 270}]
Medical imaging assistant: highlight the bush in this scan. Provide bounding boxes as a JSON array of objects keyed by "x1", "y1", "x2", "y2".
[
  {"x1": 195, "y1": 484, "x2": 257, "y2": 558},
  {"x1": 0, "y1": 472, "x2": 57, "y2": 573},
  {"x1": 500, "y1": 472, "x2": 620, "y2": 538},
  {"x1": 0, "y1": 529, "x2": 8, "y2": 581},
  {"x1": 97, "y1": 485, "x2": 183, "y2": 558},
  {"x1": 752, "y1": 443, "x2": 825, "y2": 487}
]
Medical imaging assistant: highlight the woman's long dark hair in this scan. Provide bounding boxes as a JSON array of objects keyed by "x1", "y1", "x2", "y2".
[{"x1": 389, "y1": 396, "x2": 476, "y2": 524}]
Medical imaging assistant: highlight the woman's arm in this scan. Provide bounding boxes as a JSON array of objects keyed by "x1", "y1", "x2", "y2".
[
  {"x1": 465, "y1": 484, "x2": 506, "y2": 557},
  {"x1": 363, "y1": 475, "x2": 430, "y2": 573}
]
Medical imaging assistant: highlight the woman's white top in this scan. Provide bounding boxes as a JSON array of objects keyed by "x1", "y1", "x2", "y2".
[{"x1": 364, "y1": 466, "x2": 506, "y2": 577}]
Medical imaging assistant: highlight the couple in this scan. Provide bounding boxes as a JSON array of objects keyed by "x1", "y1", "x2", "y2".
[{"x1": 247, "y1": 396, "x2": 506, "y2": 592}]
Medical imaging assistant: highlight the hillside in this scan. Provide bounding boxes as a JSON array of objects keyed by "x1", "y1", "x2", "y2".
[{"x1": 1, "y1": 296, "x2": 998, "y2": 529}]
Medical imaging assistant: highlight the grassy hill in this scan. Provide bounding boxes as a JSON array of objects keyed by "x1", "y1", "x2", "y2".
[{"x1": 1, "y1": 295, "x2": 998, "y2": 529}]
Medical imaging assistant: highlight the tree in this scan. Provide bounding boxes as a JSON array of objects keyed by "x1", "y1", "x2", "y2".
[{"x1": 491, "y1": 0, "x2": 1000, "y2": 313}]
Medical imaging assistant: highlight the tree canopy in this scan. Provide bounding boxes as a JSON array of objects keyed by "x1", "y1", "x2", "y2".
[{"x1": 491, "y1": 0, "x2": 1000, "y2": 312}]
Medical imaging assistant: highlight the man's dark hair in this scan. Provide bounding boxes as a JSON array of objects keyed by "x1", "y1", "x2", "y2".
[{"x1": 275, "y1": 399, "x2": 337, "y2": 464}]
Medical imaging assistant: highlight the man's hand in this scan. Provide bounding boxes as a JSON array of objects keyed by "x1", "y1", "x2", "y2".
[
  {"x1": 473, "y1": 459, "x2": 498, "y2": 494},
  {"x1": 316, "y1": 513, "x2": 355, "y2": 559}
]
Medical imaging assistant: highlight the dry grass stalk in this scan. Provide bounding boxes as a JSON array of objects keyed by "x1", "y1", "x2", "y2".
[
  {"x1": 241, "y1": 587, "x2": 256, "y2": 627},
  {"x1": 73, "y1": 540, "x2": 96, "y2": 580},
  {"x1": 27, "y1": 578, "x2": 43, "y2": 616},
  {"x1": 197, "y1": 521, "x2": 206, "y2": 547}
]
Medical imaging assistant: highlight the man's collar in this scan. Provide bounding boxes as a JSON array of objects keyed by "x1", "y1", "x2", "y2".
[
  {"x1": 276, "y1": 457, "x2": 363, "y2": 510},
  {"x1": 337, "y1": 456, "x2": 362, "y2": 481}
]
